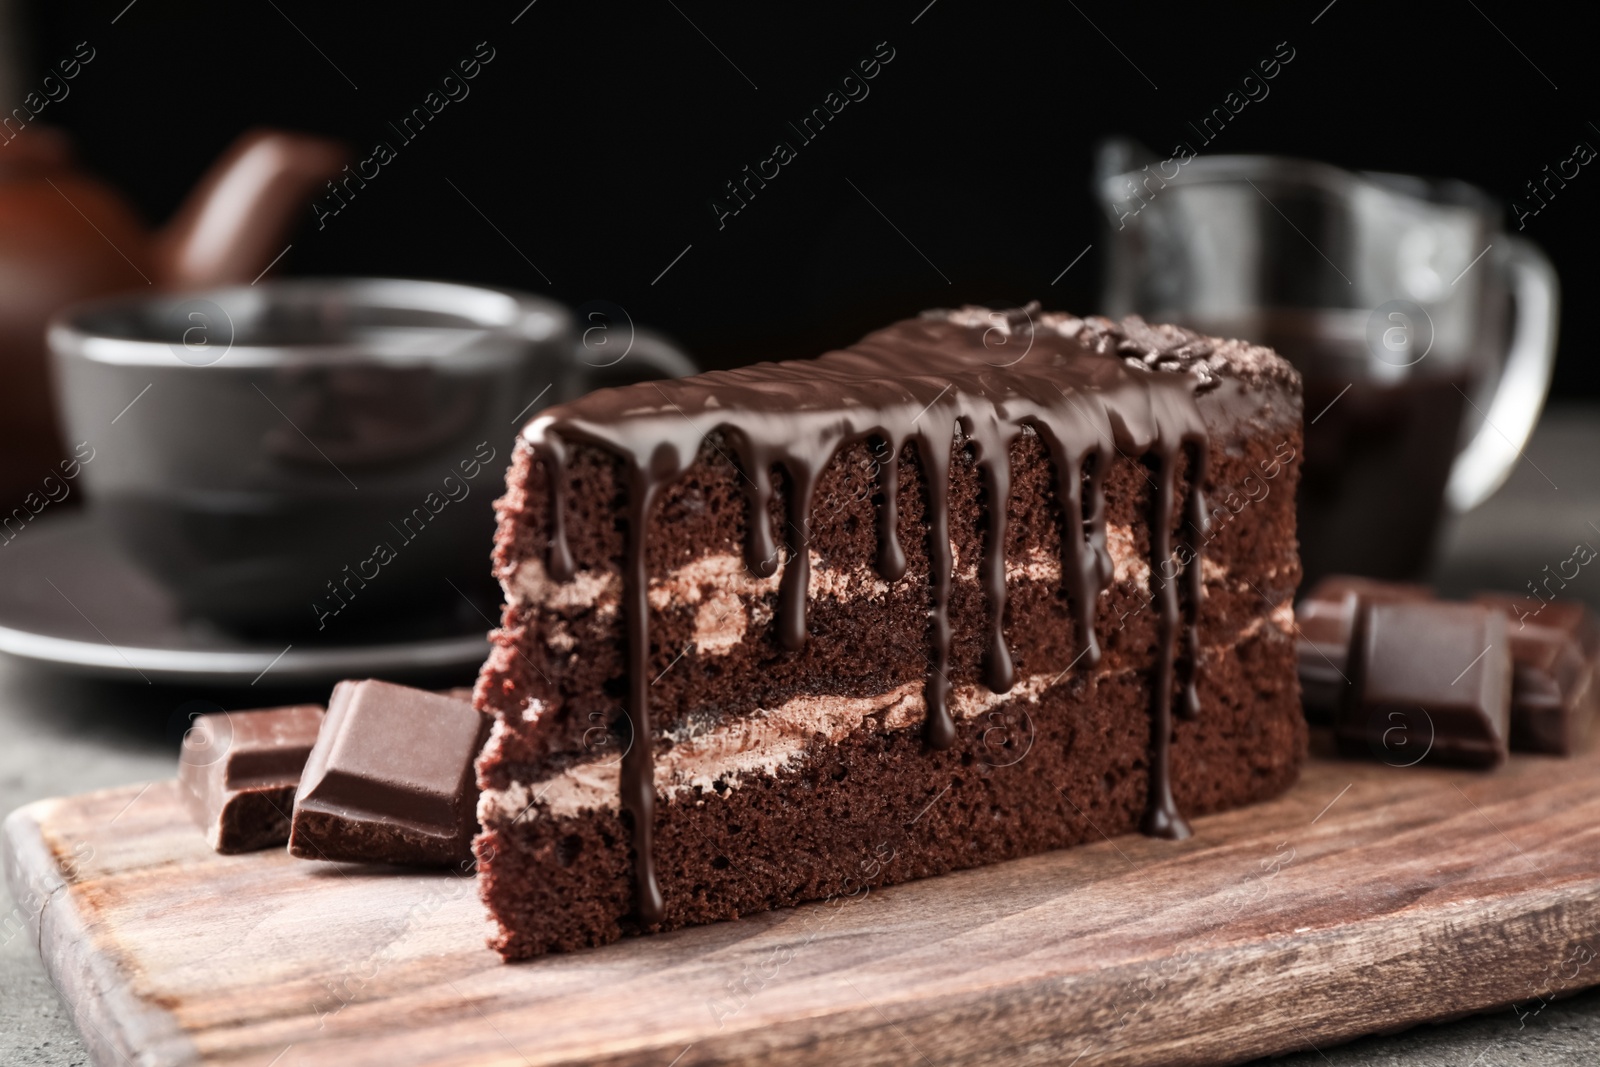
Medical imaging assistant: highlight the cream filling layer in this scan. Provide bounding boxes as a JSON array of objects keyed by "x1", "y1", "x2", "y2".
[
  {"x1": 506, "y1": 522, "x2": 1200, "y2": 660},
  {"x1": 479, "y1": 675, "x2": 1041, "y2": 824},
  {"x1": 480, "y1": 598, "x2": 1294, "y2": 826}
]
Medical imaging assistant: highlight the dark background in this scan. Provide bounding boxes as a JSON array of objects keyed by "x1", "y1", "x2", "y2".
[{"x1": 13, "y1": 0, "x2": 1597, "y2": 393}]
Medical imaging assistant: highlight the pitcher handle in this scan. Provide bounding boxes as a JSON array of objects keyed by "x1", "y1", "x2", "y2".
[
  {"x1": 573, "y1": 328, "x2": 697, "y2": 388},
  {"x1": 1444, "y1": 237, "x2": 1560, "y2": 512},
  {"x1": 583, "y1": 329, "x2": 698, "y2": 384},
  {"x1": 556, "y1": 317, "x2": 697, "y2": 404}
]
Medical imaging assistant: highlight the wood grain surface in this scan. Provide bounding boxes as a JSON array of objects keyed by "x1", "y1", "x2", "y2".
[{"x1": 9, "y1": 741, "x2": 1600, "y2": 1067}]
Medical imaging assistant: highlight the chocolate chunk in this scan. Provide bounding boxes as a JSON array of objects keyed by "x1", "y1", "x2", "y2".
[
  {"x1": 289, "y1": 680, "x2": 490, "y2": 866},
  {"x1": 1296, "y1": 576, "x2": 1434, "y2": 721},
  {"x1": 1298, "y1": 578, "x2": 1600, "y2": 759},
  {"x1": 1475, "y1": 594, "x2": 1600, "y2": 755},
  {"x1": 178, "y1": 705, "x2": 325, "y2": 854},
  {"x1": 1476, "y1": 594, "x2": 1600, "y2": 661},
  {"x1": 1337, "y1": 601, "x2": 1511, "y2": 768}
]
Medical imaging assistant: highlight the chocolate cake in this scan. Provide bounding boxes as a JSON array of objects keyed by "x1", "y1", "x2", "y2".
[{"x1": 473, "y1": 306, "x2": 1306, "y2": 959}]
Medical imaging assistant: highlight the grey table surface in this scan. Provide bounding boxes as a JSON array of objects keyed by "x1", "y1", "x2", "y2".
[{"x1": 4, "y1": 406, "x2": 1600, "y2": 1067}]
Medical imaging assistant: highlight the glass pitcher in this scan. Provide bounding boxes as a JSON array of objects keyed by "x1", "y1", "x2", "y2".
[{"x1": 1094, "y1": 139, "x2": 1559, "y2": 586}]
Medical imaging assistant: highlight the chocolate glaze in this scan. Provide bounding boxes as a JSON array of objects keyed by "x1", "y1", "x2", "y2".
[{"x1": 522, "y1": 306, "x2": 1227, "y2": 922}]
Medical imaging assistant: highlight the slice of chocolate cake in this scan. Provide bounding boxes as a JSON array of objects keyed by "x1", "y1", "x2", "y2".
[{"x1": 474, "y1": 306, "x2": 1306, "y2": 959}]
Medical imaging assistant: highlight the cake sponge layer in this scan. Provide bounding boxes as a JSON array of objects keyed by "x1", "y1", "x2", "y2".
[{"x1": 476, "y1": 621, "x2": 1302, "y2": 957}]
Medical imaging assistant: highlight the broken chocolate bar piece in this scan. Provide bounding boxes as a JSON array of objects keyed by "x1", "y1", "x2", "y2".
[
  {"x1": 1475, "y1": 594, "x2": 1600, "y2": 755},
  {"x1": 1476, "y1": 594, "x2": 1600, "y2": 663},
  {"x1": 1337, "y1": 601, "x2": 1511, "y2": 768},
  {"x1": 1296, "y1": 576, "x2": 1434, "y2": 720},
  {"x1": 1300, "y1": 578, "x2": 1600, "y2": 758},
  {"x1": 289, "y1": 680, "x2": 490, "y2": 866},
  {"x1": 179, "y1": 704, "x2": 325, "y2": 854}
]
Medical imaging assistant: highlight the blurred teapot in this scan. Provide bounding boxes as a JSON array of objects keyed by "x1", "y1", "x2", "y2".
[{"x1": 0, "y1": 126, "x2": 346, "y2": 503}]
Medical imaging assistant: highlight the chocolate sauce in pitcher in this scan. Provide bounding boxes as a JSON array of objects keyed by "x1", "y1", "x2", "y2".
[{"x1": 1192, "y1": 310, "x2": 1476, "y2": 588}]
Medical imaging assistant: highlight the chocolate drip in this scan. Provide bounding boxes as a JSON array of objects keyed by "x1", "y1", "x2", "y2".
[
  {"x1": 875, "y1": 444, "x2": 907, "y2": 581},
  {"x1": 1142, "y1": 448, "x2": 1191, "y2": 841},
  {"x1": 1040, "y1": 430, "x2": 1105, "y2": 670},
  {"x1": 976, "y1": 435, "x2": 1015, "y2": 694},
  {"x1": 521, "y1": 309, "x2": 1220, "y2": 922},
  {"x1": 1085, "y1": 451, "x2": 1113, "y2": 591},
  {"x1": 740, "y1": 453, "x2": 779, "y2": 579},
  {"x1": 918, "y1": 427, "x2": 958, "y2": 749},
  {"x1": 778, "y1": 464, "x2": 820, "y2": 651},
  {"x1": 543, "y1": 436, "x2": 574, "y2": 582},
  {"x1": 621, "y1": 463, "x2": 665, "y2": 923},
  {"x1": 1180, "y1": 444, "x2": 1210, "y2": 720}
]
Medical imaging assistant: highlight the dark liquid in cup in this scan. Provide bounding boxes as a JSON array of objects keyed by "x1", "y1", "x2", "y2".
[
  {"x1": 1298, "y1": 367, "x2": 1469, "y2": 586},
  {"x1": 1190, "y1": 315, "x2": 1473, "y2": 590}
]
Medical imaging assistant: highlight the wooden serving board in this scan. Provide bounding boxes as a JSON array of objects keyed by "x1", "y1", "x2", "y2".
[{"x1": 9, "y1": 742, "x2": 1600, "y2": 1067}]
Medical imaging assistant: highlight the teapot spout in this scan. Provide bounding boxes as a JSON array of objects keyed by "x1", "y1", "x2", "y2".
[{"x1": 155, "y1": 129, "x2": 347, "y2": 290}]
